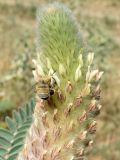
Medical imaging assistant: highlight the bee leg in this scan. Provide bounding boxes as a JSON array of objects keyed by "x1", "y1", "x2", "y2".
[
  {"x1": 50, "y1": 89, "x2": 54, "y2": 95},
  {"x1": 35, "y1": 97, "x2": 46, "y2": 108},
  {"x1": 48, "y1": 97, "x2": 56, "y2": 108}
]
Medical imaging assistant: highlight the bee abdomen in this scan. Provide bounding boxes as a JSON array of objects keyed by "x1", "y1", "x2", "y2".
[{"x1": 38, "y1": 93, "x2": 50, "y2": 100}]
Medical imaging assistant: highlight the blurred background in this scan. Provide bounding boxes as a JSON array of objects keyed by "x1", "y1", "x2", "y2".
[{"x1": 0, "y1": 0, "x2": 120, "y2": 159}]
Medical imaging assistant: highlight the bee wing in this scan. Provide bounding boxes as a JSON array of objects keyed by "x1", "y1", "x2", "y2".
[{"x1": 28, "y1": 82, "x2": 39, "y2": 92}]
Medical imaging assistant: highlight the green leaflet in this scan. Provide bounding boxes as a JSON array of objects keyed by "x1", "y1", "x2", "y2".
[
  {"x1": 0, "y1": 128, "x2": 13, "y2": 141},
  {"x1": 14, "y1": 130, "x2": 27, "y2": 139},
  {"x1": 7, "y1": 153, "x2": 18, "y2": 160},
  {"x1": 0, "y1": 148, "x2": 7, "y2": 157},
  {"x1": 0, "y1": 99, "x2": 35, "y2": 160},
  {"x1": 19, "y1": 108, "x2": 27, "y2": 122},
  {"x1": 12, "y1": 111, "x2": 22, "y2": 126},
  {"x1": 0, "y1": 137, "x2": 11, "y2": 149},
  {"x1": 5, "y1": 117, "x2": 17, "y2": 133},
  {"x1": 8, "y1": 144, "x2": 23, "y2": 155}
]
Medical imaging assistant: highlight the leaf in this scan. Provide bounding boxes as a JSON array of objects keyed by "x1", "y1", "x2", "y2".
[
  {"x1": 12, "y1": 111, "x2": 22, "y2": 127},
  {"x1": 17, "y1": 123, "x2": 32, "y2": 132},
  {"x1": 0, "y1": 99, "x2": 35, "y2": 159},
  {"x1": 7, "y1": 153, "x2": 18, "y2": 160},
  {"x1": 0, "y1": 137, "x2": 11, "y2": 149},
  {"x1": 19, "y1": 108, "x2": 27, "y2": 122},
  {"x1": 14, "y1": 130, "x2": 26, "y2": 139},
  {"x1": 12, "y1": 137, "x2": 25, "y2": 147},
  {"x1": 0, "y1": 128, "x2": 13, "y2": 141},
  {"x1": 0, "y1": 148, "x2": 7, "y2": 156},
  {"x1": 5, "y1": 117, "x2": 17, "y2": 133},
  {"x1": 8, "y1": 144, "x2": 23, "y2": 155}
]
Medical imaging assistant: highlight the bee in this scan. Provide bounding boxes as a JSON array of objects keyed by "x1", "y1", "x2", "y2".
[{"x1": 34, "y1": 74, "x2": 56, "y2": 100}]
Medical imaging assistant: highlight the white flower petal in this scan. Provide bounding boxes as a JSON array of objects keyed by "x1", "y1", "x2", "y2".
[
  {"x1": 89, "y1": 70, "x2": 99, "y2": 82},
  {"x1": 78, "y1": 54, "x2": 83, "y2": 67},
  {"x1": 59, "y1": 63, "x2": 66, "y2": 76},
  {"x1": 75, "y1": 64, "x2": 82, "y2": 82},
  {"x1": 87, "y1": 52, "x2": 94, "y2": 65}
]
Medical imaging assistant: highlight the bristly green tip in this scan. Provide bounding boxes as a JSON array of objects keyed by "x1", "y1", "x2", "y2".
[{"x1": 36, "y1": 2, "x2": 83, "y2": 78}]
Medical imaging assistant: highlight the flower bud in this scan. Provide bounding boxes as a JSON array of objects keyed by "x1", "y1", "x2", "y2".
[
  {"x1": 78, "y1": 54, "x2": 83, "y2": 67},
  {"x1": 59, "y1": 63, "x2": 66, "y2": 76},
  {"x1": 53, "y1": 73, "x2": 60, "y2": 87},
  {"x1": 82, "y1": 83, "x2": 91, "y2": 96},
  {"x1": 75, "y1": 64, "x2": 82, "y2": 82},
  {"x1": 86, "y1": 66, "x2": 90, "y2": 82},
  {"x1": 48, "y1": 68, "x2": 54, "y2": 76},
  {"x1": 46, "y1": 57, "x2": 52, "y2": 69},
  {"x1": 89, "y1": 70, "x2": 99, "y2": 82},
  {"x1": 32, "y1": 70, "x2": 40, "y2": 82},
  {"x1": 37, "y1": 65, "x2": 45, "y2": 76},
  {"x1": 32, "y1": 59, "x2": 44, "y2": 76},
  {"x1": 66, "y1": 81, "x2": 73, "y2": 93},
  {"x1": 96, "y1": 71, "x2": 104, "y2": 81},
  {"x1": 87, "y1": 52, "x2": 94, "y2": 65}
]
